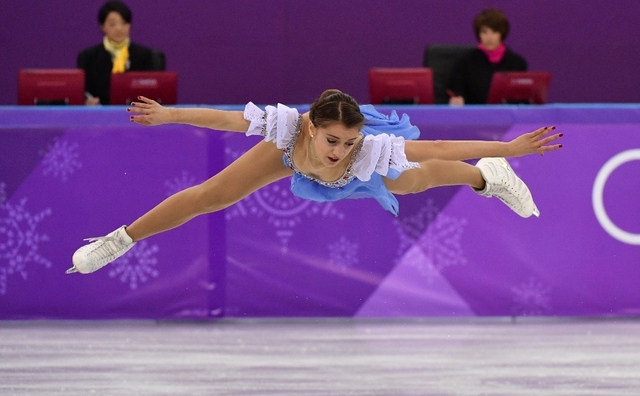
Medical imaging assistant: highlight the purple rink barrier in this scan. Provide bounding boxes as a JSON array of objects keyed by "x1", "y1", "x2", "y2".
[{"x1": 0, "y1": 104, "x2": 639, "y2": 319}]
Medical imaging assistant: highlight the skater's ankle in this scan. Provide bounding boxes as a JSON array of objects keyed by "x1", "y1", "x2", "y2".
[
  {"x1": 471, "y1": 168, "x2": 486, "y2": 191},
  {"x1": 472, "y1": 180, "x2": 486, "y2": 191},
  {"x1": 122, "y1": 226, "x2": 136, "y2": 242}
]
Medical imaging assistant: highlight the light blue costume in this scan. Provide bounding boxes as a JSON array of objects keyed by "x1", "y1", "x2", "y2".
[{"x1": 244, "y1": 103, "x2": 420, "y2": 216}]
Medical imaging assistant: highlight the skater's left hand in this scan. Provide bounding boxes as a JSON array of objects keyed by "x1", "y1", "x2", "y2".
[
  {"x1": 508, "y1": 126, "x2": 563, "y2": 157},
  {"x1": 127, "y1": 96, "x2": 174, "y2": 126}
]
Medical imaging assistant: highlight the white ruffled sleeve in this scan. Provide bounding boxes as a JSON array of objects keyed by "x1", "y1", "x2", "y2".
[
  {"x1": 352, "y1": 134, "x2": 420, "y2": 181},
  {"x1": 243, "y1": 102, "x2": 300, "y2": 149}
]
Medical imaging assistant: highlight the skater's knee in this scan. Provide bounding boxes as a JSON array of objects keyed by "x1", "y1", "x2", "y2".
[
  {"x1": 386, "y1": 174, "x2": 435, "y2": 195},
  {"x1": 397, "y1": 181, "x2": 435, "y2": 195},
  {"x1": 193, "y1": 180, "x2": 237, "y2": 213}
]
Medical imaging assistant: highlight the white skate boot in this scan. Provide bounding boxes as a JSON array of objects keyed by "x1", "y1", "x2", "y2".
[
  {"x1": 474, "y1": 157, "x2": 540, "y2": 218},
  {"x1": 66, "y1": 226, "x2": 136, "y2": 274}
]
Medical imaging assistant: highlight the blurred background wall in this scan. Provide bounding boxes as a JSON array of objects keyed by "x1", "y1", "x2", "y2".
[{"x1": 2, "y1": 0, "x2": 639, "y2": 105}]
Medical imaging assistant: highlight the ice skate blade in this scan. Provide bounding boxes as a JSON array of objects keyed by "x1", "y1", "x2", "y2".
[{"x1": 65, "y1": 266, "x2": 79, "y2": 274}]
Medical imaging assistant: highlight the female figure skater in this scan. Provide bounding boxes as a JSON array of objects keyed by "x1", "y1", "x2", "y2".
[{"x1": 67, "y1": 90, "x2": 562, "y2": 275}]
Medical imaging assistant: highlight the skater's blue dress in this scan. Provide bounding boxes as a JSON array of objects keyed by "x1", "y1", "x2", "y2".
[{"x1": 244, "y1": 102, "x2": 420, "y2": 216}]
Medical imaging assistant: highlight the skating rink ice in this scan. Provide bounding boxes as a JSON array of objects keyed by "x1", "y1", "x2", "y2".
[{"x1": 1, "y1": 318, "x2": 639, "y2": 395}]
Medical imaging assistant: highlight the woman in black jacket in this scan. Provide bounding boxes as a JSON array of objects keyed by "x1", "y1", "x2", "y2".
[
  {"x1": 77, "y1": 1, "x2": 161, "y2": 105},
  {"x1": 448, "y1": 8, "x2": 527, "y2": 105}
]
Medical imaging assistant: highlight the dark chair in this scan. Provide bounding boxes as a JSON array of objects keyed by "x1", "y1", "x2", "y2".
[
  {"x1": 150, "y1": 49, "x2": 166, "y2": 71},
  {"x1": 423, "y1": 44, "x2": 475, "y2": 104}
]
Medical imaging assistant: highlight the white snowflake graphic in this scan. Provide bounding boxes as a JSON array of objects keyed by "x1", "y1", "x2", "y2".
[
  {"x1": 511, "y1": 277, "x2": 552, "y2": 316},
  {"x1": 108, "y1": 240, "x2": 160, "y2": 290},
  {"x1": 395, "y1": 199, "x2": 440, "y2": 256},
  {"x1": 328, "y1": 236, "x2": 359, "y2": 272},
  {"x1": 395, "y1": 199, "x2": 467, "y2": 283},
  {"x1": 165, "y1": 170, "x2": 198, "y2": 196},
  {"x1": 41, "y1": 138, "x2": 82, "y2": 182},
  {"x1": 0, "y1": 198, "x2": 52, "y2": 295},
  {"x1": 416, "y1": 213, "x2": 467, "y2": 271},
  {"x1": 224, "y1": 147, "x2": 344, "y2": 252}
]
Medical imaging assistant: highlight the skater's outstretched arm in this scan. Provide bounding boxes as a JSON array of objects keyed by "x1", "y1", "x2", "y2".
[
  {"x1": 404, "y1": 126, "x2": 563, "y2": 162},
  {"x1": 127, "y1": 96, "x2": 250, "y2": 132}
]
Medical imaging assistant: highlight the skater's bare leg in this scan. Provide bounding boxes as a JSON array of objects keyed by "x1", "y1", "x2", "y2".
[
  {"x1": 126, "y1": 141, "x2": 292, "y2": 241},
  {"x1": 384, "y1": 159, "x2": 483, "y2": 195}
]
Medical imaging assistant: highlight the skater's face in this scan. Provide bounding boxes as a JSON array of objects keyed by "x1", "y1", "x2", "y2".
[
  {"x1": 310, "y1": 123, "x2": 361, "y2": 168},
  {"x1": 101, "y1": 11, "x2": 130, "y2": 44},
  {"x1": 479, "y1": 26, "x2": 502, "y2": 50}
]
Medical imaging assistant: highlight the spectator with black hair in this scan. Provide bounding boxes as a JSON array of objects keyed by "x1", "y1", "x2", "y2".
[
  {"x1": 77, "y1": 1, "x2": 161, "y2": 105},
  {"x1": 448, "y1": 8, "x2": 527, "y2": 105}
]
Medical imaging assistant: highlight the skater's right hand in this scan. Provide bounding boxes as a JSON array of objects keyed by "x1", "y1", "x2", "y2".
[
  {"x1": 507, "y1": 126, "x2": 563, "y2": 157},
  {"x1": 128, "y1": 96, "x2": 174, "y2": 126}
]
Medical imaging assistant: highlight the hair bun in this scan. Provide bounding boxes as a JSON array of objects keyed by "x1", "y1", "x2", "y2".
[
  {"x1": 319, "y1": 89, "x2": 342, "y2": 101},
  {"x1": 309, "y1": 89, "x2": 364, "y2": 129}
]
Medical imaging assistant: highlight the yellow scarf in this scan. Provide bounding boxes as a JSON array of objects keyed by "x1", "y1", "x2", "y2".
[{"x1": 103, "y1": 36, "x2": 130, "y2": 73}]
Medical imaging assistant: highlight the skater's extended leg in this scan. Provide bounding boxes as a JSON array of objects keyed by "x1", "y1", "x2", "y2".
[
  {"x1": 126, "y1": 141, "x2": 292, "y2": 241},
  {"x1": 384, "y1": 159, "x2": 484, "y2": 194},
  {"x1": 384, "y1": 158, "x2": 539, "y2": 218},
  {"x1": 69, "y1": 141, "x2": 292, "y2": 274}
]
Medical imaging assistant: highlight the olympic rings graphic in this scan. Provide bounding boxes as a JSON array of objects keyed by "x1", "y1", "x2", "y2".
[{"x1": 592, "y1": 149, "x2": 640, "y2": 245}]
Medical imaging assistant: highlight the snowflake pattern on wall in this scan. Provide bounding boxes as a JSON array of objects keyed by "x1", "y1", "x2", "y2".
[
  {"x1": 395, "y1": 199, "x2": 441, "y2": 256},
  {"x1": 394, "y1": 199, "x2": 467, "y2": 283},
  {"x1": 511, "y1": 277, "x2": 552, "y2": 316},
  {"x1": 165, "y1": 170, "x2": 198, "y2": 196},
  {"x1": 224, "y1": 147, "x2": 344, "y2": 252},
  {"x1": 416, "y1": 212, "x2": 468, "y2": 279},
  {"x1": 41, "y1": 138, "x2": 82, "y2": 182},
  {"x1": 328, "y1": 236, "x2": 359, "y2": 272},
  {"x1": 108, "y1": 240, "x2": 160, "y2": 290},
  {"x1": 0, "y1": 198, "x2": 52, "y2": 295}
]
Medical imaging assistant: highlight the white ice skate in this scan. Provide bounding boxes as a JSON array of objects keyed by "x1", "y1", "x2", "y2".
[
  {"x1": 474, "y1": 157, "x2": 540, "y2": 218},
  {"x1": 66, "y1": 226, "x2": 135, "y2": 274}
]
